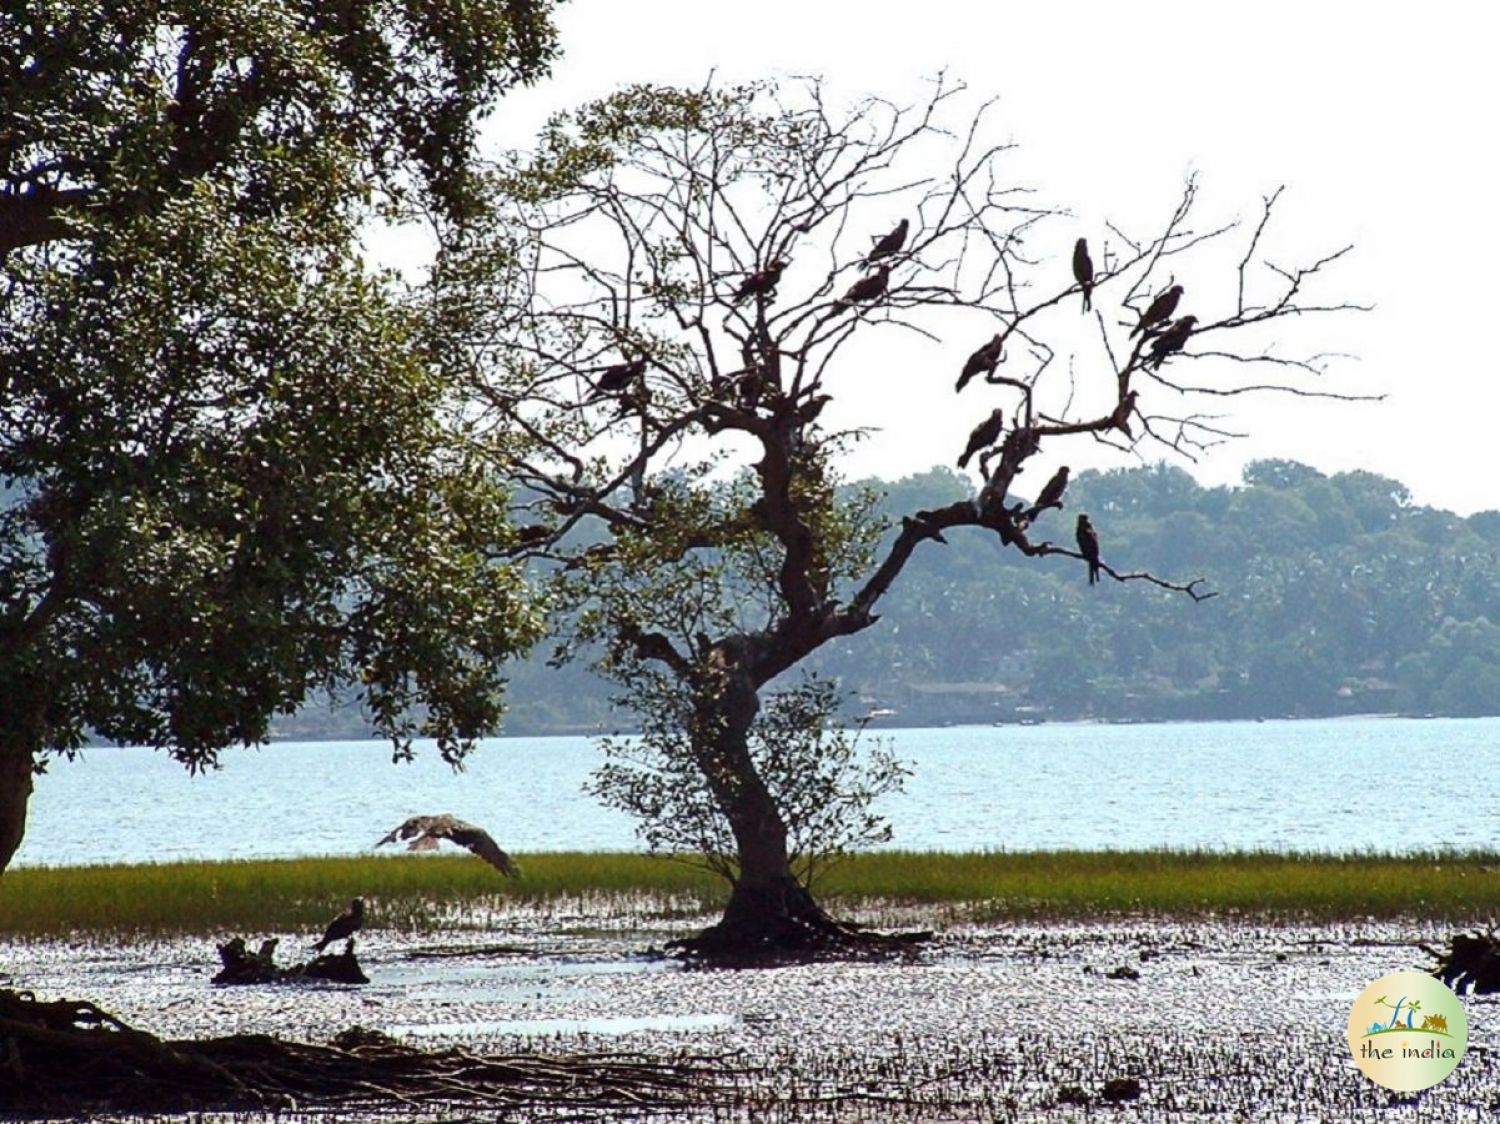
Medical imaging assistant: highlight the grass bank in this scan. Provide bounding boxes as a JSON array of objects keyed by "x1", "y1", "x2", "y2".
[{"x1": 2, "y1": 850, "x2": 1497, "y2": 938}]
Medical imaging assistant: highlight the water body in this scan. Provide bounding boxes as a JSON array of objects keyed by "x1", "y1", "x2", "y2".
[{"x1": 13, "y1": 717, "x2": 1500, "y2": 868}]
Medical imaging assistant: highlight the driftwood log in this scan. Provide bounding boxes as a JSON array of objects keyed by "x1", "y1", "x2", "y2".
[
  {"x1": 0, "y1": 988, "x2": 746, "y2": 1115},
  {"x1": 1426, "y1": 929, "x2": 1500, "y2": 995},
  {"x1": 213, "y1": 936, "x2": 369, "y2": 985}
]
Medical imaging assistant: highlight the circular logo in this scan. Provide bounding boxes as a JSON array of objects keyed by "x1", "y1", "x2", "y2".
[{"x1": 1346, "y1": 970, "x2": 1468, "y2": 1091}]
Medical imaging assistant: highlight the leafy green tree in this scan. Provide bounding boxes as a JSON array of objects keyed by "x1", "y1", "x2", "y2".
[
  {"x1": 0, "y1": 0, "x2": 559, "y2": 874},
  {"x1": 452, "y1": 80, "x2": 1358, "y2": 955}
]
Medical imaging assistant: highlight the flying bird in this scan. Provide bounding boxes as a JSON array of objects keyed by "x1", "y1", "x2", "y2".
[
  {"x1": 866, "y1": 219, "x2": 909, "y2": 264},
  {"x1": 956, "y1": 333, "x2": 1004, "y2": 393},
  {"x1": 377, "y1": 814, "x2": 520, "y2": 878},
  {"x1": 1147, "y1": 315, "x2": 1197, "y2": 369},
  {"x1": 733, "y1": 259, "x2": 788, "y2": 303},
  {"x1": 957, "y1": 408, "x2": 1006, "y2": 469},
  {"x1": 1075, "y1": 514, "x2": 1102, "y2": 586},
  {"x1": 594, "y1": 356, "x2": 647, "y2": 394},
  {"x1": 1130, "y1": 285, "x2": 1183, "y2": 337},
  {"x1": 835, "y1": 265, "x2": 891, "y2": 310},
  {"x1": 1072, "y1": 238, "x2": 1094, "y2": 312},
  {"x1": 1026, "y1": 466, "x2": 1070, "y2": 522},
  {"x1": 313, "y1": 898, "x2": 364, "y2": 952}
]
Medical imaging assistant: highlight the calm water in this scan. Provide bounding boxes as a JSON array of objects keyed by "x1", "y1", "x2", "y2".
[{"x1": 12, "y1": 717, "x2": 1500, "y2": 868}]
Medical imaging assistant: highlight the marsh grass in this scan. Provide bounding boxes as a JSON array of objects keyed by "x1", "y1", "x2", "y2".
[{"x1": 2, "y1": 849, "x2": 1497, "y2": 938}]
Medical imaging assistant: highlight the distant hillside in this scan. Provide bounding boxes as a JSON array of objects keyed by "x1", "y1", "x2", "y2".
[{"x1": 274, "y1": 459, "x2": 1500, "y2": 738}]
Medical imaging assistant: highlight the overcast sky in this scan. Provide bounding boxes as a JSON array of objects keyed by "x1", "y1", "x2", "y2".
[{"x1": 415, "y1": 0, "x2": 1498, "y2": 514}]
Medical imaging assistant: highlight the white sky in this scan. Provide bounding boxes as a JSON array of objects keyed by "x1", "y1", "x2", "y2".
[{"x1": 396, "y1": 0, "x2": 1500, "y2": 514}]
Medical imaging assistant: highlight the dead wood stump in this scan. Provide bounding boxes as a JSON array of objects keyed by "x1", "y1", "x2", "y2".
[{"x1": 213, "y1": 935, "x2": 369, "y2": 985}]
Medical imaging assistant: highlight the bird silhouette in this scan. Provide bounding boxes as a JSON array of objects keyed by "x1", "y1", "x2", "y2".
[
  {"x1": 1075, "y1": 514, "x2": 1102, "y2": 586},
  {"x1": 835, "y1": 265, "x2": 891, "y2": 310},
  {"x1": 866, "y1": 219, "x2": 909, "y2": 264},
  {"x1": 733, "y1": 260, "x2": 788, "y2": 303},
  {"x1": 1073, "y1": 238, "x2": 1094, "y2": 312},
  {"x1": 956, "y1": 333, "x2": 1004, "y2": 393},
  {"x1": 313, "y1": 898, "x2": 364, "y2": 952},
  {"x1": 376, "y1": 814, "x2": 520, "y2": 878},
  {"x1": 957, "y1": 408, "x2": 1006, "y2": 469},
  {"x1": 1110, "y1": 390, "x2": 1138, "y2": 437},
  {"x1": 1147, "y1": 315, "x2": 1197, "y2": 369},
  {"x1": 1026, "y1": 466, "x2": 1070, "y2": 522},
  {"x1": 1130, "y1": 285, "x2": 1183, "y2": 337},
  {"x1": 594, "y1": 356, "x2": 647, "y2": 394}
]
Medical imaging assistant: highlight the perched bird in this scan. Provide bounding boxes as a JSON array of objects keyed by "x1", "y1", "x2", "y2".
[
  {"x1": 956, "y1": 333, "x2": 1004, "y2": 393},
  {"x1": 1147, "y1": 315, "x2": 1197, "y2": 369},
  {"x1": 1130, "y1": 285, "x2": 1184, "y2": 337},
  {"x1": 376, "y1": 814, "x2": 520, "y2": 878},
  {"x1": 866, "y1": 219, "x2": 909, "y2": 264},
  {"x1": 1075, "y1": 514, "x2": 1102, "y2": 586},
  {"x1": 733, "y1": 259, "x2": 788, "y2": 302},
  {"x1": 1072, "y1": 238, "x2": 1095, "y2": 312},
  {"x1": 1110, "y1": 390, "x2": 1139, "y2": 437},
  {"x1": 1026, "y1": 466, "x2": 1070, "y2": 522},
  {"x1": 835, "y1": 265, "x2": 891, "y2": 310},
  {"x1": 594, "y1": 356, "x2": 647, "y2": 394},
  {"x1": 313, "y1": 898, "x2": 364, "y2": 952},
  {"x1": 957, "y1": 408, "x2": 1006, "y2": 469}
]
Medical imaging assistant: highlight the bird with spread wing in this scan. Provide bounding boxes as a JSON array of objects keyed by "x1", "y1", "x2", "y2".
[{"x1": 376, "y1": 814, "x2": 521, "y2": 878}]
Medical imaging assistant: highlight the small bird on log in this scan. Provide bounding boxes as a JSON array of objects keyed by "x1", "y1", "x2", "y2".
[
  {"x1": 377, "y1": 814, "x2": 520, "y2": 878},
  {"x1": 733, "y1": 259, "x2": 788, "y2": 302},
  {"x1": 1075, "y1": 514, "x2": 1102, "y2": 586},
  {"x1": 594, "y1": 356, "x2": 647, "y2": 395},
  {"x1": 866, "y1": 218, "x2": 909, "y2": 264},
  {"x1": 957, "y1": 408, "x2": 1006, "y2": 469},
  {"x1": 1026, "y1": 466, "x2": 1070, "y2": 522},
  {"x1": 1147, "y1": 315, "x2": 1197, "y2": 369},
  {"x1": 1130, "y1": 285, "x2": 1183, "y2": 337},
  {"x1": 1072, "y1": 238, "x2": 1094, "y2": 312},
  {"x1": 313, "y1": 898, "x2": 364, "y2": 952},
  {"x1": 956, "y1": 333, "x2": 1004, "y2": 393},
  {"x1": 836, "y1": 265, "x2": 891, "y2": 310}
]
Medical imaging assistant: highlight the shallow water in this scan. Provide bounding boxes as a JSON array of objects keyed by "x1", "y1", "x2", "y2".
[{"x1": 16, "y1": 717, "x2": 1500, "y2": 868}]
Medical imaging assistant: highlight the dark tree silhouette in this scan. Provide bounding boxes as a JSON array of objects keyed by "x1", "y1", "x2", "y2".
[{"x1": 445, "y1": 78, "x2": 1366, "y2": 957}]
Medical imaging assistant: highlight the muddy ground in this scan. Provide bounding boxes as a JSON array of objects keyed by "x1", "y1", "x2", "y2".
[{"x1": 2, "y1": 898, "x2": 1496, "y2": 1121}]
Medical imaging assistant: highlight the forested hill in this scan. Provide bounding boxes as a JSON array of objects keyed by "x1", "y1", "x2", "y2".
[{"x1": 281, "y1": 460, "x2": 1500, "y2": 737}]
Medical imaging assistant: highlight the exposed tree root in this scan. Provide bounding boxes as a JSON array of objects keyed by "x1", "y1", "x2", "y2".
[
  {"x1": 213, "y1": 935, "x2": 369, "y2": 985},
  {"x1": 0, "y1": 989, "x2": 749, "y2": 1116},
  {"x1": 1425, "y1": 928, "x2": 1500, "y2": 995}
]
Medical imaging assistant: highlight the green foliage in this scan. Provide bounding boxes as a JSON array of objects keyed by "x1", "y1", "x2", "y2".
[{"x1": 590, "y1": 675, "x2": 908, "y2": 887}]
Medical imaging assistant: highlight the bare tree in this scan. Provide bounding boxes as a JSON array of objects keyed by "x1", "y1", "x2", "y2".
[{"x1": 441, "y1": 77, "x2": 1367, "y2": 957}]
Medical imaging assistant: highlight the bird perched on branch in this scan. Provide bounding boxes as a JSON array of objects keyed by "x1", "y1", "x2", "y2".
[
  {"x1": 376, "y1": 814, "x2": 520, "y2": 878},
  {"x1": 1072, "y1": 238, "x2": 1094, "y2": 312},
  {"x1": 1130, "y1": 285, "x2": 1183, "y2": 337},
  {"x1": 733, "y1": 259, "x2": 788, "y2": 303},
  {"x1": 957, "y1": 408, "x2": 1006, "y2": 469},
  {"x1": 835, "y1": 265, "x2": 891, "y2": 310},
  {"x1": 313, "y1": 898, "x2": 363, "y2": 952},
  {"x1": 1147, "y1": 315, "x2": 1197, "y2": 369},
  {"x1": 1075, "y1": 514, "x2": 1102, "y2": 586},
  {"x1": 956, "y1": 333, "x2": 1004, "y2": 393},
  {"x1": 866, "y1": 218, "x2": 909, "y2": 264},
  {"x1": 594, "y1": 356, "x2": 647, "y2": 395},
  {"x1": 1026, "y1": 466, "x2": 1070, "y2": 522},
  {"x1": 1110, "y1": 390, "x2": 1139, "y2": 437}
]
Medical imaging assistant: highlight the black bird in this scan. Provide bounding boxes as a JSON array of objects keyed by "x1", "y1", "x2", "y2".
[
  {"x1": 1026, "y1": 466, "x2": 1070, "y2": 522},
  {"x1": 595, "y1": 356, "x2": 647, "y2": 394},
  {"x1": 835, "y1": 265, "x2": 891, "y2": 310},
  {"x1": 956, "y1": 333, "x2": 1004, "y2": 393},
  {"x1": 866, "y1": 219, "x2": 909, "y2": 264},
  {"x1": 1110, "y1": 390, "x2": 1139, "y2": 437},
  {"x1": 1072, "y1": 238, "x2": 1095, "y2": 312},
  {"x1": 313, "y1": 898, "x2": 364, "y2": 952},
  {"x1": 1130, "y1": 285, "x2": 1183, "y2": 337},
  {"x1": 1075, "y1": 514, "x2": 1102, "y2": 586},
  {"x1": 733, "y1": 259, "x2": 788, "y2": 302},
  {"x1": 957, "y1": 408, "x2": 1006, "y2": 469},
  {"x1": 1147, "y1": 315, "x2": 1197, "y2": 369},
  {"x1": 377, "y1": 814, "x2": 521, "y2": 878}
]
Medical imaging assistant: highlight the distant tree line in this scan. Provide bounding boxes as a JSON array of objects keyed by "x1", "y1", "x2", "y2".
[{"x1": 274, "y1": 459, "x2": 1500, "y2": 736}]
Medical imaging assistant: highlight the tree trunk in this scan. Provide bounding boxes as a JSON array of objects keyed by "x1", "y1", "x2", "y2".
[{"x1": 0, "y1": 728, "x2": 36, "y2": 877}]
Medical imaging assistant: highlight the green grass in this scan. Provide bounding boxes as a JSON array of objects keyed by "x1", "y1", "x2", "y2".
[{"x1": 2, "y1": 850, "x2": 1498, "y2": 938}]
